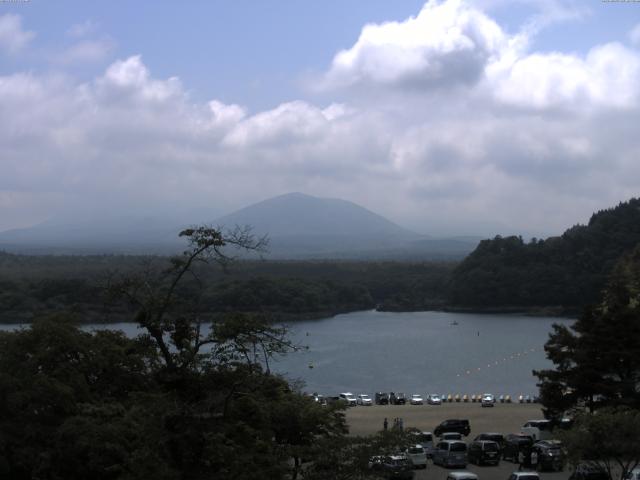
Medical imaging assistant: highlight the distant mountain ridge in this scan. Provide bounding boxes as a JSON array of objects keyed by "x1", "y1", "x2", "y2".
[
  {"x1": 0, "y1": 192, "x2": 479, "y2": 259},
  {"x1": 215, "y1": 192, "x2": 417, "y2": 239}
]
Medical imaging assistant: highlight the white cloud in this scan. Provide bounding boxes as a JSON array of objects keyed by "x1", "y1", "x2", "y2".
[
  {"x1": 2, "y1": 2, "x2": 640, "y2": 237},
  {"x1": 0, "y1": 14, "x2": 35, "y2": 54},
  {"x1": 322, "y1": 0, "x2": 508, "y2": 90},
  {"x1": 487, "y1": 42, "x2": 640, "y2": 109},
  {"x1": 57, "y1": 39, "x2": 114, "y2": 64}
]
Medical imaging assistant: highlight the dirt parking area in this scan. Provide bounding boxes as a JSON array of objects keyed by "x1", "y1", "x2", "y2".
[
  {"x1": 346, "y1": 402, "x2": 570, "y2": 480},
  {"x1": 346, "y1": 402, "x2": 543, "y2": 436}
]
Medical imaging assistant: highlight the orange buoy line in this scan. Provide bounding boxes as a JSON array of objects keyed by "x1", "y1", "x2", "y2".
[{"x1": 454, "y1": 347, "x2": 538, "y2": 378}]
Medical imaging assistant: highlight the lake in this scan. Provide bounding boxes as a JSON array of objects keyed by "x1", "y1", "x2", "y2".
[
  {"x1": 272, "y1": 310, "x2": 573, "y2": 397},
  {"x1": 1, "y1": 310, "x2": 573, "y2": 398}
]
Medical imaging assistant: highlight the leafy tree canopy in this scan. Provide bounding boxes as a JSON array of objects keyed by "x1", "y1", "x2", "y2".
[{"x1": 535, "y1": 244, "x2": 640, "y2": 417}]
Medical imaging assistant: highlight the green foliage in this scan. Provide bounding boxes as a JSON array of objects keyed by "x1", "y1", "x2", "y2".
[
  {"x1": 450, "y1": 198, "x2": 640, "y2": 309},
  {"x1": 0, "y1": 227, "x2": 356, "y2": 479},
  {"x1": 535, "y1": 244, "x2": 640, "y2": 416},
  {"x1": 559, "y1": 408, "x2": 640, "y2": 480},
  {"x1": 0, "y1": 252, "x2": 454, "y2": 323}
]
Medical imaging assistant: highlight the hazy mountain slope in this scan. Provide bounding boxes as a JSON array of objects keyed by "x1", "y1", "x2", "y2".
[
  {"x1": 214, "y1": 192, "x2": 431, "y2": 258},
  {"x1": 0, "y1": 192, "x2": 479, "y2": 259},
  {"x1": 215, "y1": 192, "x2": 417, "y2": 239},
  {"x1": 0, "y1": 217, "x2": 184, "y2": 254}
]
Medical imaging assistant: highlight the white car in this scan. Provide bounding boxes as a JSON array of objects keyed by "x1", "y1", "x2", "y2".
[
  {"x1": 521, "y1": 419, "x2": 553, "y2": 441},
  {"x1": 508, "y1": 472, "x2": 540, "y2": 480},
  {"x1": 405, "y1": 444, "x2": 427, "y2": 469},
  {"x1": 446, "y1": 471, "x2": 479, "y2": 480},
  {"x1": 428, "y1": 394, "x2": 442, "y2": 405},
  {"x1": 357, "y1": 394, "x2": 372, "y2": 406},
  {"x1": 339, "y1": 392, "x2": 357, "y2": 406},
  {"x1": 481, "y1": 393, "x2": 495, "y2": 407},
  {"x1": 409, "y1": 431, "x2": 435, "y2": 457},
  {"x1": 410, "y1": 394, "x2": 424, "y2": 405}
]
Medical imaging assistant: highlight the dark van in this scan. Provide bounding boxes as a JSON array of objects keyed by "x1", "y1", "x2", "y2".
[
  {"x1": 468, "y1": 440, "x2": 500, "y2": 466},
  {"x1": 434, "y1": 419, "x2": 471, "y2": 437},
  {"x1": 375, "y1": 392, "x2": 390, "y2": 405}
]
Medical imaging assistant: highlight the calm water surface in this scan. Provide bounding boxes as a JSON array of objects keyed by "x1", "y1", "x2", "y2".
[
  {"x1": 272, "y1": 310, "x2": 572, "y2": 397},
  {"x1": 1, "y1": 310, "x2": 572, "y2": 397}
]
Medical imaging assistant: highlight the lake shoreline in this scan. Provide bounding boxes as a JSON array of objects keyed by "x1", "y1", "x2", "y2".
[{"x1": 0, "y1": 303, "x2": 578, "y2": 325}]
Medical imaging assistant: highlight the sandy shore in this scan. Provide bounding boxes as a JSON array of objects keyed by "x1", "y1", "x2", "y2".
[{"x1": 346, "y1": 402, "x2": 544, "y2": 436}]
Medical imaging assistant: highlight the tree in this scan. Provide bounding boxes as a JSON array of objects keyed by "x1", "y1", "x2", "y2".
[
  {"x1": 559, "y1": 408, "x2": 640, "y2": 480},
  {"x1": 0, "y1": 225, "x2": 355, "y2": 479},
  {"x1": 535, "y1": 244, "x2": 640, "y2": 417},
  {"x1": 107, "y1": 225, "x2": 269, "y2": 373}
]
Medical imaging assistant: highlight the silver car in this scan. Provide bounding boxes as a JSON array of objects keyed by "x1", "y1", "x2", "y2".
[{"x1": 432, "y1": 440, "x2": 467, "y2": 468}]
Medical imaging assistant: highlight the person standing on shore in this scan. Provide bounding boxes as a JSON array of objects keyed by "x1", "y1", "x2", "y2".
[{"x1": 383, "y1": 418, "x2": 388, "y2": 431}]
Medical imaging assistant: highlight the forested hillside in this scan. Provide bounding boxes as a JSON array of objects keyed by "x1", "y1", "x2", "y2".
[
  {"x1": 449, "y1": 198, "x2": 640, "y2": 311},
  {"x1": 0, "y1": 253, "x2": 453, "y2": 322}
]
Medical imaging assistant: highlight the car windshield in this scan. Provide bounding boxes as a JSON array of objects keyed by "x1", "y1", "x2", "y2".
[
  {"x1": 484, "y1": 443, "x2": 499, "y2": 451},
  {"x1": 450, "y1": 443, "x2": 466, "y2": 452},
  {"x1": 420, "y1": 433, "x2": 433, "y2": 442},
  {"x1": 408, "y1": 447, "x2": 424, "y2": 454},
  {"x1": 361, "y1": 395, "x2": 370, "y2": 399},
  {"x1": 519, "y1": 476, "x2": 539, "y2": 480}
]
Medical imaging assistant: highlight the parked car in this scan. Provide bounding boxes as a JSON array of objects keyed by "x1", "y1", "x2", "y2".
[
  {"x1": 432, "y1": 440, "x2": 468, "y2": 468},
  {"x1": 410, "y1": 394, "x2": 424, "y2": 405},
  {"x1": 375, "y1": 392, "x2": 390, "y2": 405},
  {"x1": 533, "y1": 440, "x2": 565, "y2": 471},
  {"x1": 507, "y1": 472, "x2": 540, "y2": 480},
  {"x1": 481, "y1": 393, "x2": 495, "y2": 407},
  {"x1": 440, "y1": 432, "x2": 463, "y2": 441},
  {"x1": 502, "y1": 434, "x2": 533, "y2": 462},
  {"x1": 428, "y1": 394, "x2": 442, "y2": 405},
  {"x1": 521, "y1": 420, "x2": 553, "y2": 441},
  {"x1": 474, "y1": 432, "x2": 505, "y2": 452},
  {"x1": 412, "y1": 431, "x2": 434, "y2": 457},
  {"x1": 405, "y1": 444, "x2": 427, "y2": 469},
  {"x1": 446, "y1": 472, "x2": 478, "y2": 480},
  {"x1": 357, "y1": 394, "x2": 372, "y2": 406},
  {"x1": 339, "y1": 392, "x2": 357, "y2": 406},
  {"x1": 434, "y1": 419, "x2": 471, "y2": 437},
  {"x1": 468, "y1": 440, "x2": 500, "y2": 466},
  {"x1": 369, "y1": 454, "x2": 415, "y2": 479},
  {"x1": 390, "y1": 392, "x2": 406, "y2": 405},
  {"x1": 569, "y1": 463, "x2": 608, "y2": 480}
]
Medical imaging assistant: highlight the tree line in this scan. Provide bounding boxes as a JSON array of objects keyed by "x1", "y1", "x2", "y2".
[{"x1": 449, "y1": 198, "x2": 640, "y2": 312}]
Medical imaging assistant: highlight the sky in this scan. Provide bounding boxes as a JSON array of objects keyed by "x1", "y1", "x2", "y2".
[{"x1": 1, "y1": 0, "x2": 639, "y2": 237}]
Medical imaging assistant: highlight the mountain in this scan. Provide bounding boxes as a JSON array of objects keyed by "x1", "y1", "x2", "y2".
[
  {"x1": 213, "y1": 192, "x2": 420, "y2": 257},
  {"x1": 449, "y1": 197, "x2": 640, "y2": 311},
  {"x1": 0, "y1": 193, "x2": 479, "y2": 259}
]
